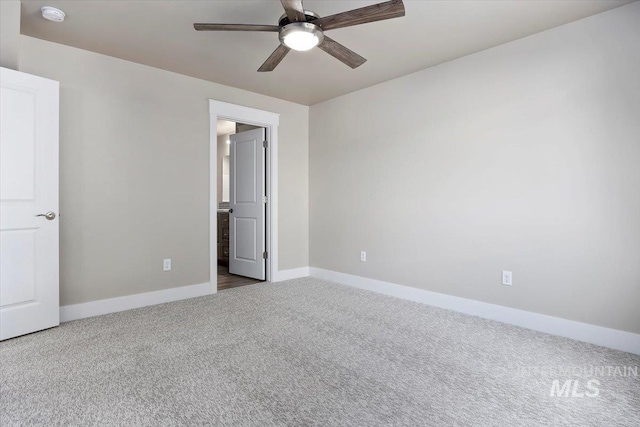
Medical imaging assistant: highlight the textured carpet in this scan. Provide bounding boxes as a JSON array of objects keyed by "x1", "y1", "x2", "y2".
[{"x1": 1, "y1": 277, "x2": 639, "y2": 426}]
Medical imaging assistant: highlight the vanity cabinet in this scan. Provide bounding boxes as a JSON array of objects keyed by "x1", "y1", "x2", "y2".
[{"x1": 217, "y1": 211, "x2": 230, "y2": 265}]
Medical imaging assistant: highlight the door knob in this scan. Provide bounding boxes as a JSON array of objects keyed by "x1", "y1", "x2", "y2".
[
  {"x1": 36, "y1": 211, "x2": 56, "y2": 220},
  {"x1": 229, "y1": 208, "x2": 233, "y2": 214}
]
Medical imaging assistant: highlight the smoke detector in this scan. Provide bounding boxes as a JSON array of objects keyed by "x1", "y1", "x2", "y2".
[{"x1": 41, "y1": 7, "x2": 66, "y2": 23}]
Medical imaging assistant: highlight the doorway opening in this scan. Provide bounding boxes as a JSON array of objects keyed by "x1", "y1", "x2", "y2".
[
  {"x1": 216, "y1": 120, "x2": 265, "y2": 290},
  {"x1": 209, "y1": 100, "x2": 280, "y2": 293}
]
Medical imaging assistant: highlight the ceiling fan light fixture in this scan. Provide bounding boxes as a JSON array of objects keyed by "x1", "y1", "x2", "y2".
[
  {"x1": 279, "y1": 22, "x2": 324, "y2": 51},
  {"x1": 194, "y1": 0, "x2": 406, "y2": 71}
]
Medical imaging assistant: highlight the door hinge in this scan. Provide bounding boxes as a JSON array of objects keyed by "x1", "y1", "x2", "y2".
[
  {"x1": 263, "y1": 251, "x2": 268, "y2": 259},
  {"x1": 262, "y1": 196, "x2": 268, "y2": 203},
  {"x1": 263, "y1": 140, "x2": 268, "y2": 148}
]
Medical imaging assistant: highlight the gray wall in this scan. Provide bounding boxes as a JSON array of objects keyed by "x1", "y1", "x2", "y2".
[
  {"x1": 310, "y1": 4, "x2": 640, "y2": 333},
  {"x1": 19, "y1": 36, "x2": 309, "y2": 306},
  {"x1": 0, "y1": 0, "x2": 20, "y2": 69}
]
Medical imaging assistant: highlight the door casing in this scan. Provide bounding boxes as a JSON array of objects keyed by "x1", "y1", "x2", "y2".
[{"x1": 209, "y1": 100, "x2": 279, "y2": 291}]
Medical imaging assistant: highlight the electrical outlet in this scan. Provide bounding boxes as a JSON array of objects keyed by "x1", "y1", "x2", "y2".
[
  {"x1": 502, "y1": 270, "x2": 512, "y2": 286},
  {"x1": 163, "y1": 259, "x2": 172, "y2": 271},
  {"x1": 360, "y1": 251, "x2": 367, "y2": 262}
]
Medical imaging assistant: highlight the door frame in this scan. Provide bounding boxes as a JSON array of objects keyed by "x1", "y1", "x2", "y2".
[{"x1": 209, "y1": 100, "x2": 279, "y2": 292}]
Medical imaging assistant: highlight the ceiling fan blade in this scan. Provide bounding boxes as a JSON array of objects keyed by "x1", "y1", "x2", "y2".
[
  {"x1": 280, "y1": 0, "x2": 306, "y2": 22},
  {"x1": 313, "y1": 0, "x2": 405, "y2": 31},
  {"x1": 194, "y1": 23, "x2": 280, "y2": 32},
  {"x1": 258, "y1": 44, "x2": 291, "y2": 72},
  {"x1": 318, "y1": 36, "x2": 367, "y2": 69}
]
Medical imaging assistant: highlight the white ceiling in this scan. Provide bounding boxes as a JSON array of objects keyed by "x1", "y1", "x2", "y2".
[
  {"x1": 20, "y1": 0, "x2": 634, "y2": 105},
  {"x1": 217, "y1": 119, "x2": 235, "y2": 136}
]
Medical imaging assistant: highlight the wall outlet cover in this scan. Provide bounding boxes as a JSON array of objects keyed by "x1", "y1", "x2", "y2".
[{"x1": 502, "y1": 270, "x2": 512, "y2": 286}]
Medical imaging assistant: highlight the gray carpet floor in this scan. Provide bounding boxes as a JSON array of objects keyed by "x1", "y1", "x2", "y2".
[{"x1": 1, "y1": 277, "x2": 639, "y2": 426}]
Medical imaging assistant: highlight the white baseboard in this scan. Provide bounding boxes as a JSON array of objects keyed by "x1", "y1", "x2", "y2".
[
  {"x1": 60, "y1": 282, "x2": 212, "y2": 323},
  {"x1": 309, "y1": 268, "x2": 640, "y2": 356},
  {"x1": 60, "y1": 266, "x2": 311, "y2": 323},
  {"x1": 273, "y1": 267, "x2": 310, "y2": 282}
]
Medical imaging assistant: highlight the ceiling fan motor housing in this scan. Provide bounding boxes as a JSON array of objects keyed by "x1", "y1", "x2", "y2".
[{"x1": 277, "y1": 10, "x2": 320, "y2": 27}]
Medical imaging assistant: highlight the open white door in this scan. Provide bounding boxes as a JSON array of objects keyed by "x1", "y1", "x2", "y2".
[
  {"x1": 229, "y1": 128, "x2": 266, "y2": 280},
  {"x1": 0, "y1": 67, "x2": 59, "y2": 340}
]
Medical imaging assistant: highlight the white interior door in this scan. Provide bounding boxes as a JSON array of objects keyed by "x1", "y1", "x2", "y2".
[
  {"x1": 229, "y1": 128, "x2": 266, "y2": 280},
  {"x1": 0, "y1": 67, "x2": 59, "y2": 340}
]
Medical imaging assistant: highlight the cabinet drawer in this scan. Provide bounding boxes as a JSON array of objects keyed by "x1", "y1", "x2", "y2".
[{"x1": 218, "y1": 212, "x2": 229, "y2": 225}]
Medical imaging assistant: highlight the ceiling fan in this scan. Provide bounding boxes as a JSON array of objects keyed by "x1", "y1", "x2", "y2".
[{"x1": 194, "y1": 0, "x2": 405, "y2": 72}]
